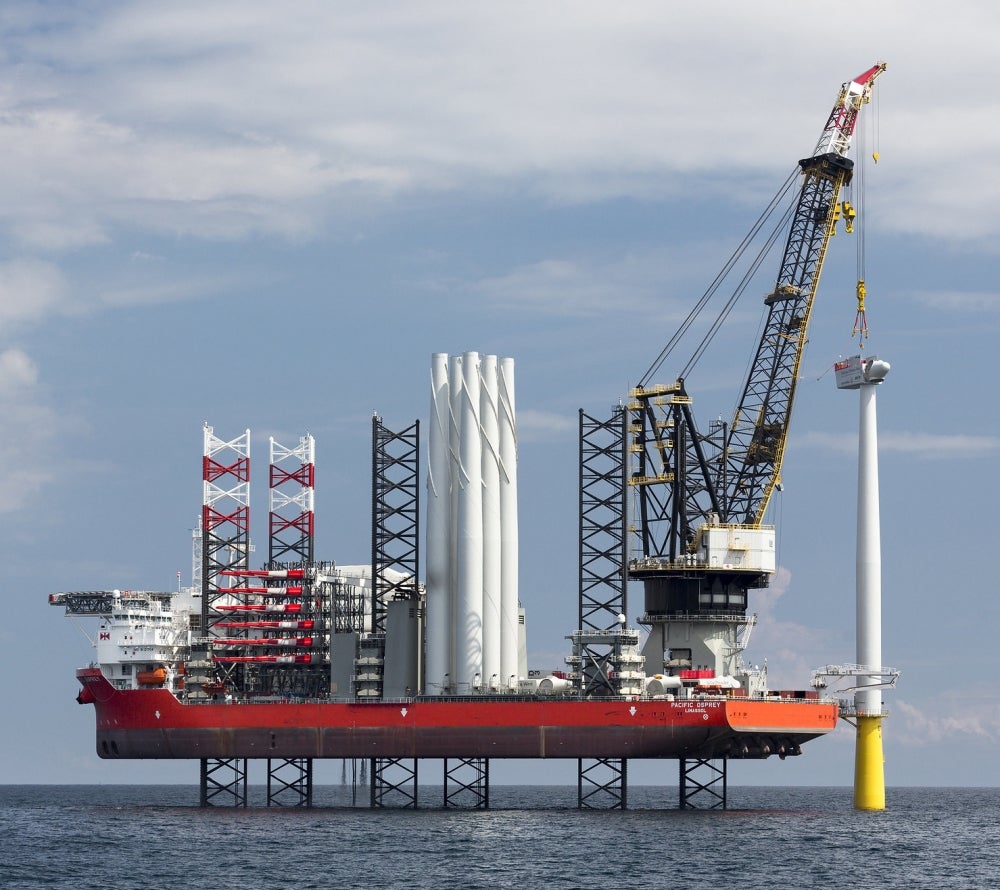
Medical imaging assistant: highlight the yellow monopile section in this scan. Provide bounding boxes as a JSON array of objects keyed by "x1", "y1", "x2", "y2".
[{"x1": 854, "y1": 714, "x2": 886, "y2": 810}]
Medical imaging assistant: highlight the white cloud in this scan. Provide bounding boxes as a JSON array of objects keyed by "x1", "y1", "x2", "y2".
[
  {"x1": 743, "y1": 566, "x2": 847, "y2": 689},
  {"x1": 0, "y1": 259, "x2": 69, "y2": 325},
  {"x1": 879, "y1": 432, "x2": 1000, "y2": 457},
  {"x1": 799, "y1": 429, "x2": 1000, "y2": 459},
  {"x1": 0, "y1": 348, "x2": 59, "y2": 513},
  {"x1": 0, "y1": 347, "x2": 38, "y2": 394},
  {"x1": 0, "y1": 253, "x2": 250, "y2": 328},
  {"x1": 516, "y1": 408, "x2": 576, "y2": 442},
  {"x1": 2, "y1": 1, "x2": 999, "y2": 254},
  {"x1": 911, "y1": 290, "x2": 1000, "y2": 313},
  {"x1": 98, "y1": 270, "x2": 255, "y2": 308},
  {"x1": 471, "y1": 259, "x2": 642, "y2": 319},
  {"x1": 893, "y1": 696, "x2": 1000, "y2": 745},
  {"x1": 466, "y1": 241, "x2": 736, "y2": 322},
  {"x1": 0, "y1": 108, "x2": 401, "y2": 249}
]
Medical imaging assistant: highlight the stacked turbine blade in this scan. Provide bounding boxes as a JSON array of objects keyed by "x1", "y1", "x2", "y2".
[{"x1": 426, "y1": 353, "x2": 519, "y2": 694}]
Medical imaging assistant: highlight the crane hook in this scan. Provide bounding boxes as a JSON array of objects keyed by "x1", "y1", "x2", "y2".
[
  {"x1": 852, "y1": 279, "x2": 869, "y2": 348},
  {"x1": 841, "y1": 201, "x2": 857, "y2": 234}
]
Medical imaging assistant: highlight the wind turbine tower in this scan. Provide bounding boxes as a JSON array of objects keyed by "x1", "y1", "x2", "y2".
[{"x1": 835, "y1": 353, "x2": 893, "y2": 810}]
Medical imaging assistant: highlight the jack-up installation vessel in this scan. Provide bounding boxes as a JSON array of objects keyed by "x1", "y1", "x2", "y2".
[{"x1": 51, "y1": 63, "x2": 886, "y2": 809}]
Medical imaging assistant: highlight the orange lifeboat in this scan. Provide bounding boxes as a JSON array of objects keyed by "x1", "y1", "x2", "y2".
[{"x1": 137, "y1": 667, "x2": 167, "y2": 687}]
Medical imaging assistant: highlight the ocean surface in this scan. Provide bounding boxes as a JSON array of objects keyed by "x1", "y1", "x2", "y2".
[{"x1": 1, "y1": 784, "x2": 997, "y2": 889}]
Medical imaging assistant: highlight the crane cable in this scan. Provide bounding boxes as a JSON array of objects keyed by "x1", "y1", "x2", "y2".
[
  {"x1": 852, "y1": 88, "x2": 880, "y2": 348},
  {"x1": 681, "y1": 197, "x2": 797, "y2": 379},
  {"x1": 639, "y1": 167, "x2": 800, "y2": 387},
  {"x1": 851, "y1": 138, "x2": 869, "y2": 347}
]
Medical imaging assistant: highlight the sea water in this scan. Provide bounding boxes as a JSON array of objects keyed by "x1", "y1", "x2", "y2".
[{"x1": 1, "y1": 785, "x2": 997, "y2": 889}]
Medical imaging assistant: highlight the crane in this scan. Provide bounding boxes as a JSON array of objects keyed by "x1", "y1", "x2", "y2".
[{"x1": 631, "y1": 64, "x2": 886, "y2": 685}]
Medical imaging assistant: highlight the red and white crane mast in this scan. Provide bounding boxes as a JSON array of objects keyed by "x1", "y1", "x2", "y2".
[
  {"x1": 631, "y1": 64, "x2": 887, "y2": 694},
  {"x1": 815, "y1": 63, "x2": 886, "y2": 158}
]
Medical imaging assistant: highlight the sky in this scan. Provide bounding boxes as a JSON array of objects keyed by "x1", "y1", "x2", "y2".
[{"x1": 3, "y1": 1, "x2": 999, "y2": 789}]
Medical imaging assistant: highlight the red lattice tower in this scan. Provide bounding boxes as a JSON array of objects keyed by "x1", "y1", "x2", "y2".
[
  {"x1": 269, "y1": 435, "x2": 315, "y2": 566},
  {"x1": 201, "y1": 424, "x2": 251, "y2": 676}
]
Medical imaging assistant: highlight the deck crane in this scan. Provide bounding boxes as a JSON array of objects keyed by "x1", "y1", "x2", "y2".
[{"x1": 632, "y1": 64, "x2": 886, "y2": 696}]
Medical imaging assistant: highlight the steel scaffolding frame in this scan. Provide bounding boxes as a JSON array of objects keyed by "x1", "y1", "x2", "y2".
[
  {"x1": 444, "y1": 758, "x2": 490, "y2": 809},
  {"x1": 256, "y1": 436, "x2": 319, "y2": 697},
  {"x1": 200, "y1": 757, "x2": 248, "y2": 807},
  {"x1": 679, "y1": 757, "x2": 728, "y2": 809},
  {"x1": 199, "y1": 425, "x2": 251, "y2": 698},
  {"x1": 579, "y1": 408, "x2": 628, "y2": 632},
  {"x1": 578, "y1": 757, "x2": 628, "y2": 810},
  {"x1": 266, "y1": 758, "x2": 313, "y2": 807},
  {"x1": 269, "y1": 435, "x2": 315, "y2": 565},
  {"x1": 315, "y1": 564, "x2": 369, "y2": 636},
  {"x1": 201, "y1": 425, "x2": 251, "y2": 636},
  {"x1": 370, "y1": 757, "x2": 418, "y2": 808},
  {"x1": 576, "y1": 408, "x2": 629, "y2": 808},
  {"x1": 371, "y1": 417, "x2": 420, "y2": 635}
]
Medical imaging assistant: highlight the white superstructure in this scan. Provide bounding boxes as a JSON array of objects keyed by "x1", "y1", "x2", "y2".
[{"x1": 49, "y1": 589, "x2": 197, "y2": 692}]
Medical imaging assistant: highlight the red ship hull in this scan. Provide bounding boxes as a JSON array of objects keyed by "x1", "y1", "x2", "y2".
[{"x1": 78, "y1": 668, "x2": 837, "y2": 762}]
